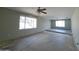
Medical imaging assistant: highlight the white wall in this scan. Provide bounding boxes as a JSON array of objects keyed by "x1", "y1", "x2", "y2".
[
  {"x1": 37, "y1": 17, "x2": 50, "y2": 30},
  {"x1": 71, "y1": 8, "x2": 79, "y2": 50}
]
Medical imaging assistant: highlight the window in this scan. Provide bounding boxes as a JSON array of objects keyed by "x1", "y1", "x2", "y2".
[
  {"x1": 19, "y1": 16, "x2": 37, "y2": 29},
  {"x1": 56, "y1": 20, "x2": 65, "y2": 27}
]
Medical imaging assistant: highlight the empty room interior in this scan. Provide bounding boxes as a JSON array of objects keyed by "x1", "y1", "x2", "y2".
[{"x1": 0, "y1": 7, "x2": 79, "y2": 51}]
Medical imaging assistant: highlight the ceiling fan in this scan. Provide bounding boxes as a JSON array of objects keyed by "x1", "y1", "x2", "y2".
[{"x1": 37, "y1": 7, "x2": 47, "y2": 14}]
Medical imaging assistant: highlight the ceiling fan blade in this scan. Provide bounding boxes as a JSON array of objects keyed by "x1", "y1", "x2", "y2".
[
  {"x1": 41, "y1": 8, "x2": 46, "y2": 10},
  {"x1": 41, "y1": 11, "x2": 47, "y2": 14},
  {"x1": 38, "y1": 7, "x2": 46, "y2": 11}
]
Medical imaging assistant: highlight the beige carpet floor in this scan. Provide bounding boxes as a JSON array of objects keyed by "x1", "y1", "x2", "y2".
[{"x1": 11, "y1": 31, "x2": 77, "y2": 51}]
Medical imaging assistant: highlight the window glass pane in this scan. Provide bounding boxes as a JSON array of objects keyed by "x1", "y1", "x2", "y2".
[
  {"x1": 56, "y1": 20, "x2": 65, "y2": 27},
  {"x1": 25, "y1": 17, "x2": 32, "y2": 29},
  {"x1": 25, "y1": 17, "x2": 37, "y2": 29},
  {"x1": 20, "y1": 16, "x2": 25, "y2": 20},
  {"x1": 33, "y1": 18, "x2": 37, "y2": 28},
  {"x1": 19, "y1": 23, "x2": 25, "y2": 29},
  {"x1": 19, "y1": 16, "x2": 25, "y2": 29}
]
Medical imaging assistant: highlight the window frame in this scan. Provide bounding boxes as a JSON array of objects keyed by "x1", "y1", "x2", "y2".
[{"x1": 19, "y1": 16, "x2": 37, "y2": 30}]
